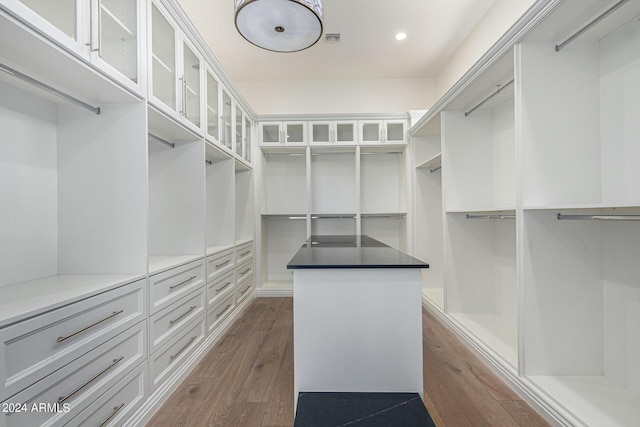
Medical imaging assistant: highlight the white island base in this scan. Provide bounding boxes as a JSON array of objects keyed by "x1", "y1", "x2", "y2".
[{"x1": 293, "y1": 268, "x2": 424, "y2": 408}]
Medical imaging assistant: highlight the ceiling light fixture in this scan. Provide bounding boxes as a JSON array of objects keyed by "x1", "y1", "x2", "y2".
[
  {"x1": 234, "y1": 0, "x2": 324, "y2": 52},
  {"x1": 395, "y1": 32, "x2": 407, "y2": 41}
]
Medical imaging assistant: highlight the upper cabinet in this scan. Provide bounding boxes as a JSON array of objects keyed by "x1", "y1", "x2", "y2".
[
  {"x1": 360, "y1": 120, "x2": 407, "y2": 145},
  {"x1": 259, "y1": 121, "x2": 306, "y2": 146},
  {"x1": 309, "y1": 120, "x2": 356, "y2": 145},
  {"x1": 149, "y1": 0, "x2": 202, "y2": 133},
  {"x1": 2, "y1": 0, "x2": 144, "y2": 94}
]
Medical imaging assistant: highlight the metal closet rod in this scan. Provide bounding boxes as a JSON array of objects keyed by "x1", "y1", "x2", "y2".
[
  {"x1": 148, "y1": 133, "x2": 175, "y2": 148},
  {"x1": 555, "y1": 0, "x2": 629, "y2": 52},
  {"x1": 465, "y1": 79, "x2": 514, "y2": 117},
  {"x1": 205, "y1": 159, "x2": 212, "y2": 165},
  {"x1": 430, "y1": 166, "x2": 441, "y2": 173},
  {"x1": 466, "y1": 214, "x2": 515, "y2": 220},
  {"x1": 557, "y1": 213, "x2": 640, "y2": 221},
  {"x1": 0, "y1": 62, "x2": 101, "y2": 115}
]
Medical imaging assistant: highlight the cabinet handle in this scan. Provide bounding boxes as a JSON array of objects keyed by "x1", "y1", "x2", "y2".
[
  {"x1": 219, "y1": 116, "x2": 224, "y2": 143},
  {"x1": 240, "y1": 285, "x2": 251, "y2": 295},
  {"x1": 240, "y1": 251, "x2": 250, "y2": 256},
  {"x1": 215, "y1": 259, "x2": 231, "y2": 268},
  {"x1": 215, "y1": 281, "x2": 232, "y2": 292},
  {"x1": 58, "y1": 356, "x2": 124, "y2": 404},
  {"x1": 180, "y1": 75, "x2": 187, "y2": 117},
  {"x1": 98, "y1": 403, "x2": 125, "y2": 427},
  {"x1": 169, "y1": 275, "x2": 197, "y2": 290},
  {"x1": 57, "y1": 310, "x2": 124, "y2": 343},
  {"x1": 240, "y1": 268, "x2": 250, "y2": 275},
  {"x1": 169, "y1": 306, "x2": 197, "y2": 325},
  {"x1": 170, "y1": 336, "x2": 197, "y2": 361},
  {"x1": 216, "y1": 304, "x2": 232, "y2": 318}
]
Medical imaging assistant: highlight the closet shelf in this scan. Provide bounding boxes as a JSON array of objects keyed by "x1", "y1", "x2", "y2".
[
  {"x1": 148, "y1": 255, "x2": 204, "y2": 275},
  {"x1": 416, "y1": 153, "x2": 441, "y2": 170},
  {"x1": 101, "y1": 4, "x2": 135, "y2": 40}
]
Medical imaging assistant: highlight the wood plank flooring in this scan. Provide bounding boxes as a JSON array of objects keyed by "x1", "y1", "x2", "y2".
[{"x1": 149, "y1": 298, "x2": 548, "y2": 426}]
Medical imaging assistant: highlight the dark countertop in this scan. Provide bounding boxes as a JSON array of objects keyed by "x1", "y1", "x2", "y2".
[{"x1": 287, "y1": 235, "x2": 429, "y2": 269}]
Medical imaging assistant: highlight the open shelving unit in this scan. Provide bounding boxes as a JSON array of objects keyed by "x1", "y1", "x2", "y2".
[
  {"x1": 147, "y1": 121, "x2": 205, "y2": 274},
  {"x1": 205, "y1": 143, "x2": 234, "y2": 255}
]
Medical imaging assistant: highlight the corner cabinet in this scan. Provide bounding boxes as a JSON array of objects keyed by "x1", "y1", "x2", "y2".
[
  {"x1": 149, "y1": 0, "x2": 202, "y2": 133},
  {"x1": 0, "y1": 0, "x2": 145, "y2": 94}
]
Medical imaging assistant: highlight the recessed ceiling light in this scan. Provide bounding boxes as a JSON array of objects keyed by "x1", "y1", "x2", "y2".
[{"x1": 395, "y1": 32, "x2": 407, "y2": 41}]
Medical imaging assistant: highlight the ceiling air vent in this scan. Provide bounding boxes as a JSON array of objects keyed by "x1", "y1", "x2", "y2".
[{"x1": 324, "y1": 33, "x2": 341, "y2": 43}]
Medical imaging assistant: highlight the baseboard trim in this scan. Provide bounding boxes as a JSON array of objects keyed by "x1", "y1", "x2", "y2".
[
  {"x1": 124, "y1": 294, "x2": 255, "y2": 426},
  {"x1": 255, "y1": 287, "x2": 293, "y2": 297}
]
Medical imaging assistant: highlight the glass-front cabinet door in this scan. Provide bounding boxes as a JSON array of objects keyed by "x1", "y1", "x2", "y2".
[
  {"x1": 260, "y1": 123, "x2": 281, "y2": 145},
  {"x1": 335, "y1": 121, "x2": 356, "y2": 144},
  {"x1": 244, "y1": 117, "x2": 252, "y2": 163},
  {"x1": 385, "y1": 120, "x2": 406, "y2": 144},
  {"x1": 206, "y1": 68, "x2": 220, "y2": 143},
  {"x1": 309, "y1": 121, "x2": 331, "y2": 145},
  {"x1": 222, "y1": 89, "x2": 233, "y2": 151},
  {"x1": 8, "y1": 0, "x2": 141, "y2": 92},
  {"x1": 235, "y1": 106, "x2": 243, "y2": 156},
  {"x1": 151, "y1": 2, "x2": 177, "y2": 110},
  {"x1": 181, "y1": 39, "x2": 201, "y2": 127},
  {"x1": 361, "y1": 121, "x2": 382, "y2": 144},
  {"x1": 284, "y1": 122, "x2": 306, "y2": 145}
]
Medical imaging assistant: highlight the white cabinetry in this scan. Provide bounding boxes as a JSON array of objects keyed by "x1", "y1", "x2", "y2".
[
  {"x1": 309, "y1": 120, "x2": 356, "y2": 145},
  {"x1": 149, "y1": 0, "x2": 202, "y2": 133},
  {"x1": 260, "y1": 121, "x2": 306, "y2": 146},
  {"x1": 409, "y1": 0, "x2": 640, "y2": 425},
  {"x1": 360, "y1": 120, "x2": 407, "y2": 145},
  {"x1": 0, "y1": 0, "x2": 144, "y2": 94}
]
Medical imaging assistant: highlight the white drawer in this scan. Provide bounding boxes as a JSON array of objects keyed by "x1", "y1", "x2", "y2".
[
  {"x1": 1, "y1": 321, "x2": 145, "y2": 427},
  {"x1": 206, "y1": 271, "x2": 234, "y2": 309},
  {"x1": 235, "y1": 258, "x2": 254, "y2": 284},
  {"x1": 65, "y1": 361, "x2": 146, "y2": 427},
  {"x1": 235, "y1": 276, "x2": 254, "y2": 306},
  {"x1": 235, "y1": 242, "x2": 253, "y2": 264},
  {"x1": 149, "y1": 259, "x2": 205, "y2": 314},
  {"x1": 0, "y1": 279, "x2": 145, "y2": 401},
  {"x1": 150, "y1": 316, "x2": 205, "y2": 392},
  {"x1": 206, "y1": 249, "x2": 234, "y2": 282},
  {"x1": 207, "y1": 294, "x2": 235, "y2": 335},
  {"x1": 149, "y1": 288, "x2": 206, "y2": 354}
]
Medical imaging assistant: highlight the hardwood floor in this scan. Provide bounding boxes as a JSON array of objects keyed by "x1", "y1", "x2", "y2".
[{"x1": 148, "y1": 298, "x2": 548, "y2": 426}]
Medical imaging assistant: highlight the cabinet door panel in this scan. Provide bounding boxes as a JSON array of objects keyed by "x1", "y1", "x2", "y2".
[
  {"x1": 151, "y1": 3, "x2": 177, "y2": 110},
  {"x1": 182, "y1": 40, "x2": 201, "y2": 127},
  {"x1": 98, "y1": 0, "x2": 138, "y2": 84}
]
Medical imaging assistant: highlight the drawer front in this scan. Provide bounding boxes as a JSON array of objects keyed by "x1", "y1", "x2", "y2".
[
  {"x1": 2, "y1": 321, "x2": 146, "y2": 427},
  {"x1": 207, "y1": 294, "x2": 235, "y2": 335},
  {"x1": 149, "y1": 288, "x2": 206, "y2": 354},
  {"x1": 235, "y1": 276, "x2": 254, "y2": 306},
  {"x1": 65, "y1": 361, "x2": 147, "y2": 427},
  {"x1": 206, "y1": 249, "x2": 234, "y2": 282},
  {"x1": 206, "y1": 271, "x2": 235, "y2": 308},
  {"x1": 0, "y1": 279, "x2": 145, "y2": 401},
  {"x1": 150, "y1": 316, "x2": 206, "y2": 392},
  {"x1": 149, "y1": 259, "x2": 206, "y2": 314},
  {"x1": 235, "y1": 242, "x2": 253, "y2": 264},
  {"x1": 235, "y1": 258, "x2": 254, "y2": 284}
]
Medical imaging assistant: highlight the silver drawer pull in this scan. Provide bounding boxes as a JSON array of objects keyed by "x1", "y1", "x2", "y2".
[
  {"x1": 98, "y1": 403, "x2": 125, "y2": 427},
  {"x1": 240, "y1": 268, "x2": 250, "y2": 275},
  {"x1": 58, "y1": 356, "x2": 124, "y2": 404},
  {"x1": 240, "y1": 250, "x2": 250, "y2": 256},
  {"x1": 215, "y1": 259, "x2": 231, "y2": 268},
  {"x1": 215, "y1": 281, "x2": 232, "y2": 292},
  {"x1": 57, "y1": 310, "x2": 124, "y2": 343},
  {"x1": 169, "y1": 275, "x2": 197, "y2": 290},
  {"x1": 170, "y1": 336, "x2": 197, "y2": 361},
  {"x1": 240, "y1": 285, "x2": 251, "y2": 295},
  {"x1": 216, "y1": 304, "x2": 232, "y2": 318},
  {"x1": 169, "y1": 306, "x2": 197, "y2": 325}
]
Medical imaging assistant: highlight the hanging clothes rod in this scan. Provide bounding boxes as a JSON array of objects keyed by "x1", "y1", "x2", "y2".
[
  {"x1": 557, "y1": 213, "x2": 640, "y2": 221},
  {"x1": 430, "y1": 166, "x2": 441, "y2": 173},
  {"x1": 205, "y1": 160, "x2": 212, "y2": 165},
  {"x1": 555, "y1": 0, "x2": 629, "y2": 52},
  {"x1": 148, "y1": 133, "x2": 175, "y2": 148},
  {"x1": 466, "y1": 214, "x2": 516, "y2": 220},
  {"x1": 0, "y1": 62, "x2": 101, "y2": 115},
  {"x1": 464, "y1": 79, "x2": 514, "y2": 117}
]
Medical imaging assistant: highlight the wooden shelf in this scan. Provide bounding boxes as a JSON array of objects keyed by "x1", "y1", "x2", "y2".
[{"x1": 416, "y1": 153, "x2": 441, "y2": 170}]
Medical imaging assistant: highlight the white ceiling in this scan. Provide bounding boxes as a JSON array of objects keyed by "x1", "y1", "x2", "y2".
[{"x1": 177, "y1": 0, "x2": 497, "y2": 82}]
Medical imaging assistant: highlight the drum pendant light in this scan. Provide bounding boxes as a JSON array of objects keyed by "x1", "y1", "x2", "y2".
[{"x1": 234, "y1": 0, "x2": 323, "y2": 52}]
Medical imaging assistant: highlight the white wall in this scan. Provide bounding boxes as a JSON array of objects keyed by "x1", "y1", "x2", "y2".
[
  {"x1": 435, "y1": 0, "x2": 536, "y2": 99},
  {"x1": 238, "y1": 78, "x2": 434, "y2": 115}
]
